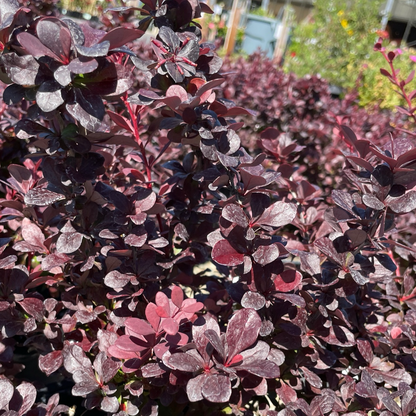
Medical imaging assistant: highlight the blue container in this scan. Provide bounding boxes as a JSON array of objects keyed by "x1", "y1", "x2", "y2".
[{"x1": 241, "y1": 14, "x2": 277, "y2": 58}]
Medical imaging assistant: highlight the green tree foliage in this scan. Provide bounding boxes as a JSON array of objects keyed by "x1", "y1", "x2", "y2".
[{"x1": 284, "y1": 0, "x2": 382, "y2": 90}]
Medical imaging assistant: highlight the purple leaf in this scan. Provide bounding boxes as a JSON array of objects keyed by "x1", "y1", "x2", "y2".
[
  {"x1": 355, "y1": 369, "x2": 377, "y2": 398},
  {"x1": 161, "y1": 317, "x2": 179, "y2": 335},
  {"x1": 226, "y1": 308, "x2": 261, "y2": 361},
  {"x1": 39, "y1": 350, "x2": 63, "y2": 376},
  {"x1": 252, "y1": 243, "x2": 280, "y2": 266},
  {"x1": 377, "y1": 388, "x2": 402, "y2": 416},
  {"x1": 17, "y1": 31, "x2": 59, "y2": 60},
  {"x1": 239, "y1": 359, "x2": 280, "y2": 378},
  {"x1": 356, "y1": 339, "x2": 373, "y2": 364},
  {"x1": 201, "y1": 374, "x2": 231, "y2": 403},
  {"x1": 0, "y1": 379, "x2": 14, "y2": 410},
  {"x1": 24, "y1": 188, "x2": 65, "y2": 206},
  {"x1": 100, "y1": 27, "x2": 144, "y2": 49},
  {"x1": 68, "y1": 57, "x2": 98, "y2": 74},
  {"x1": 204, "y1": 329, "x2": 225, "y2": 359},
  {"x1": 21, "y1": 218, "x2": 45, "y2": 249},
  {"x1": 42, "y1": 253, "x2": 70, "y2": 271},
  {"x1": 301, "y1": 366, "x2": 322, "y2": 388},
  {"x1": 362, "y1": 194, "x2": 385, "y2": 210},
  {"x1": 11, "y1": 382, "x2": 36, "y2": 416},
  {"x1": 93, "y1": 351, "x2": 120, "y2": 383},
  {"x1": 389, "y1": 191, "x2": 416, "y2": 213},
  {"x1": 241, "y1": 291, "x2": 266, "y2": 310},
  {"x1": 222, "y1": 204, "x2": 249, "y2": 228},
  {"x1": 104, "y1": 270, "x2": 132, "y2": 288},
  {"x1": 19, "y1": 297, "x2": 44, "y2": 321},
  {"x1": 1, "y1": 53, "x2": 39, "y2": 85},
  {"x1": 169, "y1": 352, "x2": 202, "y2": 372},
  {"x1": 56, "y1": 231, "x2": 83, "y2": 254},
  {"x1": 256, "y1": 201, "x2": 297, "y2": 227},
  {"x1": 72, "y1": 381, "x2": 98, "y2": 396},
  {"x1": 274, "y1": 269, "x2": 302, "y2": 292},
  {"x1": 36, "y1": 19, "x2": 71, "y2": 64},
  {"x1": 212, "y1": 239, "x2": 245, "y2": 266},
  {"x1": 193, "y1": 314, "x2": 220, "y2": 363},
  {"x1": 75, "y1": 40, "x2": 110, "y2": 57},
  {"x1": 171, "y1": 286, "x2": 184, "y2": 309},
  {"x1": 186, "y1": 374, "x2": 206, "y2": 402}
]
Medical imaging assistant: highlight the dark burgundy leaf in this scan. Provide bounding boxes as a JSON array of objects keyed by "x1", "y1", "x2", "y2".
[
  {"x1": 355, "y1": 370, "x2": 377, "y2": 398},
  {"x1": 186, "y1": 374, "x2": 206, "y2": 402},
  {"x1": 204, "y1": 329, "x2": 225, "y2": 359},
  {"x1": 17, "y1": 31, "x2": 59, "y2": 60},
  {"x1": 169, "y1": 352, "x2": 202, "y2": 372},
  {"x1": 11, "y1": 382, "x2": 36, "y2": 415},
  {"x1": 301, "y1": 366, "x2": 322, "y2": 388},
  {"x1": 56, "y1": 231, "x2": 83, "y2": 254},
  {"x1": 241, "y1": 291, "x2": 266, "y2": 310},
  {"x1": 212, "y1": 239, "x2": 244, "y2": 266},
  {"x1": 0, "y1": 379, "x2": 14, "y2": 410},
  {"x1": 389, "y1": 191, "x2": 416, "y2": 213},
  {"x1": 274, "y1": 269, "x2": 302, "y2": 292},
  {"x1": 1, "y1": 53, "x2": 39, "y2": 85},
  {"x1": 19, "y1": 297, "x2": 44, "y2": 321},
  {"x1": 100, "y1": 27, "x2": 143, "y2": 49},
  {"x1": 104, "y1": 270, "x2": 131, "y2": 288},
  {"x1": 256, "y1": 201, "x2": 296, "y2": 227},
  {"x1": 222, "y1": 204, "x2": 249, "y2": 228},
  {"x1": 36, "y1": 19, "x2": 71, "y2": 63},
  {"x1": 377, "y1": 388, "x2": 402, "y2": 416},
  {"x1": 24, "y1": 188, "x2": 65, "y2": 206},
  {"x1": 226, "y1": 308, "x2": 261, "y2": 361},
  {"x1": 68, "y1": 57, "x2": 98, "y2": 75},
  {"x1": 239, "y1": 359, "x2": 280, "y2": 378},
  {"x1": 356, "y1": 339, "x2": 373, "y2": 364},
  {"x1": 3, "y1": 84, "x2": 26, "y2": 104},
  {"x1": 201, "y1": 374, "x2": 231, "y2": 403},
  {"x1": 76, "y1": 40, "x2": 110, "y2": 57},
  {"x1": 39, "y1": 351, "x2": 63, "y2": 376},
  {"x1": 252, "y1": 243, "x2": 280, "y2": 266}
]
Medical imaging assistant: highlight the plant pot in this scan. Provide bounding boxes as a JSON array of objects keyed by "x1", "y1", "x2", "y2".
[{"x1": 241, "y1": 14, "x2": 277, "y2": 58}]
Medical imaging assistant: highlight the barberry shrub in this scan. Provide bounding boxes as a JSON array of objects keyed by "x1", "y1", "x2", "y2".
[{"x1": 1, "y1": 0, "x2": 416, "y2": 415}]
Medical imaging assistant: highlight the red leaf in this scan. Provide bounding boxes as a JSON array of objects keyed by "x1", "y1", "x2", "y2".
[
  {"x1": 226, "y1": 309, "x2": 261, "y2": 361},
  {"x1": 39, "y1": 350, "x2": 63, "y2": 376},
  {"x1": 161, "y1": 317, "x2": 179, "y2": 335},
  {"x1": 201, "y1": 374, "x2": 231, "y2": 403},
  {"x1": 107, "y1": 110, "x2": 133, "y2": 132},
  {"x1": 100, "y1": 27, "x2": 143, "y2": 49},
  {"x1": 274, "y1": 269, "x2": 302, "y2": 292},
  {"x1": 0, "y1": 379, "x2": 14, "y2": 410},
  {"x1": 212, "y1": 239, "x2": 245, "y2": 266},
  {"x1": 145, "y1": 303, "x2": 161, "y2": 332},
  {"x1": 171, "y1": 285, "x2": 184, "y2": 309},
  {"x1": 256, "y1": 201, "x2": 297, "y2": 227}
]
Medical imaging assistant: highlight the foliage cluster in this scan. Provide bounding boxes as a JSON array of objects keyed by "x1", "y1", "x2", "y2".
[
  {"x1": 284, "y1": 0, "x2": 408, "y2": 108},
  {"x1": 2, "y1": 0, "x2": 416, "y2": 416}
]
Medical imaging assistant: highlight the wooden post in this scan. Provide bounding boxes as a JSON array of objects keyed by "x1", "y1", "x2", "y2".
[
  {"x1": 273, "y1": 0, "x2": 291, "y2": 65},
  {"x1": 224, "y1": 0, "x2": 241, "y2": 55}
]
